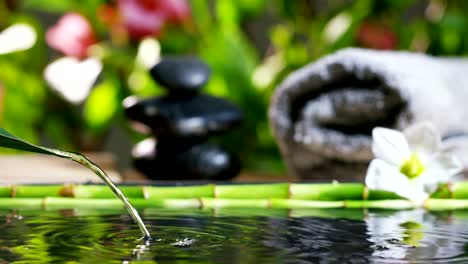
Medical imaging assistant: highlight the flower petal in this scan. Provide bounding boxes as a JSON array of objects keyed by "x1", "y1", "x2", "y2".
[
  {"x1": 365, "y1": 159, "x2": 410, "y2": 194},
  {"x1": 419, "y1": 153, "x2": 463, "y2": 184},
  {"x1": 365, "y1": 159, "x2": 428, "y2": 204},
  {"x1": 0, "y1": 24, "x2": 37, "y2": 55},
  {"x1": 404, "y1": 122, "x2": 441, "y2": 159},
  {"x1": 44, "y1": 57, "x2": 102, "y2": 104},
  {"x1": 372, "y1": 127, "x2": 410, "y2": 166}
]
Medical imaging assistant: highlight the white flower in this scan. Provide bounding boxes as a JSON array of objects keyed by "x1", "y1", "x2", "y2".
[
  {"x1": 44, "y1": 56, "x2": 102, "y2": 104},
  {"x1": 365, "y1": 122, "x2": 462, "y2": 205},
  {"x1": 0, "y1": 24, "x2": 36, "y2": 55}
]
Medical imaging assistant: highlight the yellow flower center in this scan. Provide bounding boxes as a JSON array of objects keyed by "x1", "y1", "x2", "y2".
[{"x1": 400, "y1": 154, "x2": 425, "y2": 179}]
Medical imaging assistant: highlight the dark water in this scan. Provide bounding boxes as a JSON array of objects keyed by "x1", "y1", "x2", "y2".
[{"x1": 1, "y1": 208, "x2": 468, "y2": 263}]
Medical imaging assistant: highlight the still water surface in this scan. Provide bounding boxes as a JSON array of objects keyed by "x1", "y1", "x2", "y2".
[{"x1": 1, "y1": 208, "x2": 468, "y2": 263}]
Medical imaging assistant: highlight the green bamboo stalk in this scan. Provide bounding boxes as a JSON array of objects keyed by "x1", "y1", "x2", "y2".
[
  {"x1": 424, "y1": 199, "x2": 468, "y2": 211},
  {"x1": 431, "y1": 183, "x2": 453, "y2": 198},
  {"x1": 215, "y1": 183, "x2": 289, "y2": 199},
  {"x1": 366, "y1": 190, "x2": 402, "y2": 200},
  {"x1": 0, "y1": 183, "x2": 420, "y2": 201},
  {"x1": 14, "y1": 185, "x2": 66, "y2": 198},
  {"x1": 345, "y1": 199, "x2": 414, "y2": 210},
  {"x1": 451, "y1": 183, "x2": 468, "y2": 199},
  {"x1": 201, "y1": 198, "x2": 271, "y2": 208},
  {"x1": 0, "y1": 198, "x2": 202, "y2": 210},
  {"x1": 145, "y1": 184, "x2": 214, "y2": 199},
  {"x1": 271, "y1": 199, "x2": 344, "y2": 208},
  {"x1": 59, "y1": 185, "x2": 216, "y2": 199},
  {"x1": 0, "y1": 185, "x2": 216, "y2": 199},
  {"x1": 0, "y1": 197, "x2": 416, "y2": 210},
  {"x1": 2, "y1": 197, "x2": 468, "y2": 210},
  {"x1": 290, "y1": 183, "x2": 363, "y2": 200},
  {"x1": 44, "y1": 197, "x2": 202, "y2": 210},
  {"x1": 0, "y1": 186, "x2": 11, "y2": 197},
  {"x1": 429, "y1": 183, "x2": 468, "y2": 199},
  {"x1": 0, "y1": 207, "x2": 368, "y2": 219},
  {"x1": 44, "y1": 197, "x2": 127, "y2": 209},
  {"x1": 3, "y1": 183, "x2": 468, "y2": 206},
  {"x1": 0, "y1": 198, "x2": 43, "y2": 209},
  {"x1": 70, "y1": 183, "x2": 403, "y2": 201},
  {"x1": 71, "y1": 185, "x2": 145, "y2": 199}
]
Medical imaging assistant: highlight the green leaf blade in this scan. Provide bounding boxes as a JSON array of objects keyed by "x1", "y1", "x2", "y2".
[{"x1": 0, "y1": 128, "x2": 68, "y2": 158}]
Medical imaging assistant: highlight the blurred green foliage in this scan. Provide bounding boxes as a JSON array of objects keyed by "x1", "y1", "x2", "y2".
[{"x1": 0, "y1": 0, "x2": 467, "y2": 173}]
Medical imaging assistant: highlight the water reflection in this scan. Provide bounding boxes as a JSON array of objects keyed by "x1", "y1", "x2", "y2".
[
  {"x1": 1, "y1": 208, "x2": 468, "y2": 263},
  {"x1": 367, "y1": 209, "x2": 468, "y2": 263}
]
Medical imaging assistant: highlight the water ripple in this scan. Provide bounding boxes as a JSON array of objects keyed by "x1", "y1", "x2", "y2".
[{"x1": 0, "y1": 209, "x2": 468, "y2": 263}]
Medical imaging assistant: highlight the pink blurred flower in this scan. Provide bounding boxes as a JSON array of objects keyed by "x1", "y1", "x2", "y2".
[
  {"x1": 118, "y1": 0, "x2": 166, "y2": 39},
  {"x1": 46, "y1": 13, "x2": 97, "y2": 58},
  {"x1": 158, "y1": 0, "x2": 191, "y2": 23},
  {"x1": 357, "y1": 21, "x2": 398, "y2": 50},
  {"x1": 98, "y1": 0, "x2": 191, "y2": 40}
]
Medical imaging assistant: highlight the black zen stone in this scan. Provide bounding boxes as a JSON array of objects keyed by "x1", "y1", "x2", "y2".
[
  {"x1": 124, "y1": 94, "x2": 243, "y2": 139},
  {"x1": 132, "y1": 139, "x2": 241, "y2": 180},
  {"x1": 150, "y1": 56, "x2": 210, "y2": 94}
]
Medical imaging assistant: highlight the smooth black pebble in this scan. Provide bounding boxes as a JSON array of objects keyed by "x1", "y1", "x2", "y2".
[
  {"x1": 124, "y1": 94, "x2": 243, "y2": 139},
  {"x1": 132, "y1": 139, "x2": 240, "y2": 181},
  {"x1": 150, "y1": 56, "x2": 210, "y2": 94}
]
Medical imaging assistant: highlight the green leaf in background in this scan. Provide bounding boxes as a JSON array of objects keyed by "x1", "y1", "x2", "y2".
[
  {"x1": 189, "y1": 0, "x2": 213, "y2": 33},
  {"x1": 0, "y1": 61, "x2": 46, "y2": 146},
  {"x1": 22, "y1": 0, "x2": 105, "y2": 14},
  {"x1": 83, "y1": 78, "x2": 120, "y2": 133},
  {"x1": 127, "y1": 69, "x2": 164, "y2": 97},
  {"x1": 22, "y1": 0, "x2": 76, "y2": 13},
  {"x1": 438, "y1": 13, "x2": 466, "y2": 54},
  {"x1": 237, "y1": 0, "x2": 266, "y2": 17},
  {"x1": 216, "y1": 1, "x2": 240, "y2": 31}
]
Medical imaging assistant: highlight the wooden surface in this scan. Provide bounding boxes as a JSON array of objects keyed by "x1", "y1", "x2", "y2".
[
  {"x1": 0, "y1": 153, "x2": 121, "y2": 184},
  {"x1": 122, "y1": 169, "x2": 296, "y2": 183},
  {"x1": 0, "y1": 152, "x2": 292, "y2": 184}
]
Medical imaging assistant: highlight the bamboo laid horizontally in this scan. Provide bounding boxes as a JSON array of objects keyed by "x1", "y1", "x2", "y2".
[{"x1": 0, "y1": 182, "x2": 467, "y2": 210}]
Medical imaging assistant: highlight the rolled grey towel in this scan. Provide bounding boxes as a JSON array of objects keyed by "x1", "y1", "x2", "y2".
[{"x1": 269, "y1": 48, "x2": 468, "y2": 181}]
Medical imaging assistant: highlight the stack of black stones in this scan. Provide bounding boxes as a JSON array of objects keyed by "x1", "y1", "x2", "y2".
[{"x1": 124, "y1": 56, "x2": 243, "y2": 180}]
